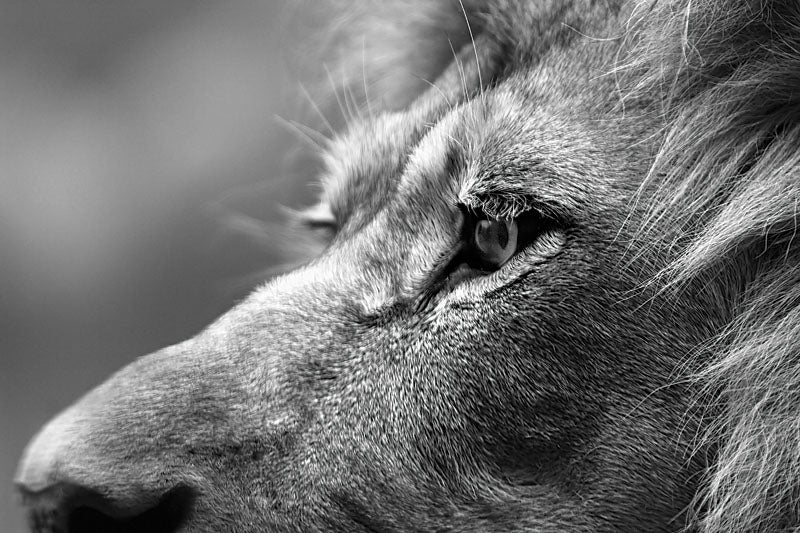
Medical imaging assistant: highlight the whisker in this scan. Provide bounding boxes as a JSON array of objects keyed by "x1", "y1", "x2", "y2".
[
  {"x1": 457, "y1": 0, "x2": 483, "y2": 99},
  {"x1": 341, "y1": 62, "x2": 363, "y2": 121},
  {"x1": 274, "y1": 115, "x2": 327, "y2": 150},
  {"x1": 447, "y1": 36, "x2": 469, "y2": 102},
  {"x1": 361, "y1": 36, "x2": 374, "y2": 119},
  {"x1": 324, "y1": 63, "x2": 350, "y2": 123},
  {"x1": 560, "y1": 22, "x2": 621, "y2": 42},
  {"x1": 299, "y1": 82, "x2": 336, "y2": 136},
  {"x1": 413, "y1": 74, "x2": 454, "y2": 110}
]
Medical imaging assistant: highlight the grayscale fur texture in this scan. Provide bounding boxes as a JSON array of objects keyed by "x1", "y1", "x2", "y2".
[{"x1": 16, "y1": 1, "x2": 800, "y2": 532}]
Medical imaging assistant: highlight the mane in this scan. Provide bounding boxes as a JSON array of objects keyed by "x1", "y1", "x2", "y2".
[
  {"x1": 288, "y1": 1, "x2": 800, "y2": 530},
  {"x1": 621, "y1": 1, "x2": 800, "y2": 530}
]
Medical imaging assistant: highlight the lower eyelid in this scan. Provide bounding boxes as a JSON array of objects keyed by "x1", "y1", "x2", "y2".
[
  {"x1": 503, "y1": 230, "x2": 566, "y2": 270},
  {"x1": 523, "y1": 229, "x2": 566, "y2": 258}
]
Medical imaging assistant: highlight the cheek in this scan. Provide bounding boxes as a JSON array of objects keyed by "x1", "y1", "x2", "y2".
[
  {"x1": 411, "y1": 303, "x2": 586, "y2": 444},
  {"x1": 424, "y1": 268, "x2": 677, "y2": 438}
]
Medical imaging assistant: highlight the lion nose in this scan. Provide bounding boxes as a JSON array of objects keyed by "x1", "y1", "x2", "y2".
[
  {"x1": 15, "y1": 413, "x2": 195, "y2": 533},
  {"x1": 17, "y1": 482, "x2": 193, "y2": 533}
]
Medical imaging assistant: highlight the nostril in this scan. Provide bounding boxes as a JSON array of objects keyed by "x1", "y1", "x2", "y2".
[
  {"x1": 19, "y1": 483, "x2": 195, "y2": 533},
  {"x1": 66, "y1": 485, "x2": 194, "y2": 533}
]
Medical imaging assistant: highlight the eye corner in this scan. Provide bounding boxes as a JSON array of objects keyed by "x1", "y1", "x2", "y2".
[
  {"x1": 293, "y1": 202, "x2": 335, "y2": 223},
  {"x1": 288, "y1": 202, "x2": 339, "y2": 240}
]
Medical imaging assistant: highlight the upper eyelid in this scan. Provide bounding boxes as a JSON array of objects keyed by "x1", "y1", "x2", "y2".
[
  {"x1": 459, "y1": 192, "x2": 569, "y2": 225},
  {"x1": 452, "y1": 164, "x2": 570, "y2": 225}
]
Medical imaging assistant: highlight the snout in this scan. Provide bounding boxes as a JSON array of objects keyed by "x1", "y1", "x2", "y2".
[
  {"x1": 14, "y1": 264, "x2": 382, "y2": 532},
  {"x1": 13, "y1": 333, "x2": 260, "y2": 533},
  {"x1": 16, "y1": 402, "x2": 196, "y2": 533}
]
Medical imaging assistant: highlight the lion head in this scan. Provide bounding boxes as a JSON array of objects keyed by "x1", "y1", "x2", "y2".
[{"x1": 15, "y1": 1, "x2": 800, "y2": 531}]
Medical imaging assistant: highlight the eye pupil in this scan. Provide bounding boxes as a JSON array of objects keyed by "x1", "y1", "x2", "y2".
[
  {"x1": 497, "y1": 220, "x2": 509, "y2": 249},
  {"x1": 474, "y1": 218, "x2": 518, "y2": 268}
]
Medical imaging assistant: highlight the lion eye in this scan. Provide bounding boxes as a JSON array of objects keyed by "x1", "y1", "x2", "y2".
[
  {"x1": 473, "y1": 218, "x2": 518, "y2": 268},
  {"x1": 452, "y1": 206, "x2": 555, "y2": 275}
]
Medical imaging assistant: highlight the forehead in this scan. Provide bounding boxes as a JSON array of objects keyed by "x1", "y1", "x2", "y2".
[
  {"x1": 320, "y1": 111, "x2": 426, "y2": 219},
  {"x1": 319, "y1": 65, "x2": 623, "y2": 227}
]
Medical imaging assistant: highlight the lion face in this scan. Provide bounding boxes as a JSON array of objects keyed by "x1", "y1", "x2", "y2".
[{"x1": 17, "y1": 2, "x2": 775, "y2": 532}]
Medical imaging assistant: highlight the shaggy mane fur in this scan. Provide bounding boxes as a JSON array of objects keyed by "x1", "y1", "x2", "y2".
[
  {"x1": 290, "y1": 1, "x2": 800, "y2": 531},
  {"x1": 623, "y1": 2, "x2": 800, "y2": 531}
]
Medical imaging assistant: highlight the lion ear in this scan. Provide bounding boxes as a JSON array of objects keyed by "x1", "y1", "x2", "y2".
[{"x1": 283, "y1": 0, "x2": 483, "y2": 127}]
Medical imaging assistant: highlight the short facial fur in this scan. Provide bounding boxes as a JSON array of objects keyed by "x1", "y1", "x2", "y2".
[{"x1": 16, "y1": 1, "x2": 800, "y2": 532}]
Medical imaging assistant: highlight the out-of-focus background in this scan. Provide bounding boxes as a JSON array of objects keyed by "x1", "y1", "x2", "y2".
[{"x1": 0, "y1": 1, "x2": 315, "y2": 529}]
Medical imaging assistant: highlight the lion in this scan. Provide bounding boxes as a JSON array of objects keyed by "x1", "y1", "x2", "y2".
[{"x1": 14, "y1": 0, "x2": 800, "y2": 531}]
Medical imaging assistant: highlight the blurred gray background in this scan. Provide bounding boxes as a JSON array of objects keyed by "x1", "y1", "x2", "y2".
[{"x1": 0, "y1": 1, "x2": 315, "y2": 529}]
